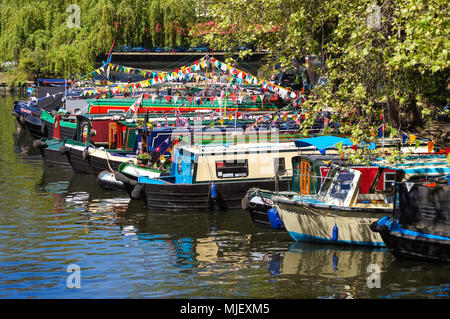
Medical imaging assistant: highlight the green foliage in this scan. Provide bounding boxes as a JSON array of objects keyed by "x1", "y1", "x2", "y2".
[
  {"x1": 0, "y1": 0, "x2": 200, "y2": 82},
  {"x1": 199, "y1": 0, "x2": 449, "y2": 157}
]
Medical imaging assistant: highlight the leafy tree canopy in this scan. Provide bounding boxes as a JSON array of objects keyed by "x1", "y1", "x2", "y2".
[
  {"x1": 196, "y1": 0, "x2": 449, "y2": 155},
  {"x1": 0, "y1": 0, "x2": 201, "y2": 84}
]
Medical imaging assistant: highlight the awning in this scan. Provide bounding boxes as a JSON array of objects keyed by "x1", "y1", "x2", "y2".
[{"x1": 294, "y1": 136, "x2": 353, "y2": 149}]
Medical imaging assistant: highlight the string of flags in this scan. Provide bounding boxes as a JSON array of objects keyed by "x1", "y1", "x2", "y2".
[{"x1": 81, "y1": 56, "x2": 300, "y2": 102}]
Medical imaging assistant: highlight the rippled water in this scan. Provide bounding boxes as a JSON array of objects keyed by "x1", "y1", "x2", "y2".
[{"x1": 0, "y1": 93, "x2": 449, "y2": 299}]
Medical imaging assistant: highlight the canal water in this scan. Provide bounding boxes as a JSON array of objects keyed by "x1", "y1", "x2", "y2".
[{"x1": 0, "y1": 93, "x2": 449, "y2": 300}]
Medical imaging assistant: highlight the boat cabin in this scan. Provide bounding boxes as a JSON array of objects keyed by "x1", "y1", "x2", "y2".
[
  {"x1": 159, "y1": 142, "x2": 310, "y2": 185},
  {"x1": 71, "y1": 114, "x2": 138, "y2": 151}
]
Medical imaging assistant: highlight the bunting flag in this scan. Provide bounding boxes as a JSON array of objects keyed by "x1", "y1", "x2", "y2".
[
  {"x1": 84, "y1": 56, "x2": 295, "y2": 102},
  {"x1": 427, "y1": 141, "x2": 434, "y2": 153},
  {"x1": 319, "y1": 149, "x2": 326, "y2": 155},
  {"x1": 414, "y1": 139, "x2": 420, "y2": 148},
  {"x1": 409, "y1": 134, "x2": 416, "y2": 145},
  {"x1": 166, "y1": 96, "x2": 171, "y2": 103},
  {"x1": 128, "y1": 94, "x2": 143, "y2": 113},
  {"x1": 351, "y1": 144, "x2": 357, "y2": 151},
  {"x1": 210, "y1": 97, "x2": 215, "y2": 106},
  {"x1": 402, "y1": 134, "x2": 408, "y2": 143},
  {"x1": 378, "y1": 125, "x2": 385, "y2": 137}
]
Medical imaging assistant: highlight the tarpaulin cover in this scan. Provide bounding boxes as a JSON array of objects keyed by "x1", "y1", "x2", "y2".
[
  {"x1": 398, "y1": 182, "x2": 450, "y2": 237},
  {"x1": 37, "y1": 92, "x2": 65, "y2": 111}
]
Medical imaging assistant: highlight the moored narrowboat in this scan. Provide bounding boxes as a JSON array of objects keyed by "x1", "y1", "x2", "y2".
[{"x1": 137, "y1": 139, "x2": 344, "y2": 212}]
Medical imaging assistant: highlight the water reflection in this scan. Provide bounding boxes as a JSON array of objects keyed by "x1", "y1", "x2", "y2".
[{"x1": 1, "y1": 94, "x2": 449, "y2": 298}]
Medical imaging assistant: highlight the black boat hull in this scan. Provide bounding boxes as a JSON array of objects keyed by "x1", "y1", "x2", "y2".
[
  {"x1": 142, "y1": 179, "x2": 290, "y2": 212},
  {"x1": 65, "y1": 147, "x2": 93, "y2": 174},
  {"x1": 380, "y1": 230, "x2": 450, "y2": 263},
  {"x1": 25, "y1": 115, "x2": 46, "y2": 139},
  {"x1": 89, "y1": 153, "x2": 128, "y2": 176},
  {"x1": 43, "y1": 147, "x2": 70, "y2": 166},
  {"x1": 248, "y1": 201, "x2": 276, "y2": 228}
]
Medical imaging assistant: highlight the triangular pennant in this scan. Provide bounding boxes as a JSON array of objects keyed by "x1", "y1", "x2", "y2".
[{"x1": 409, "y1": 134, "x2": 416, "y2": 145}]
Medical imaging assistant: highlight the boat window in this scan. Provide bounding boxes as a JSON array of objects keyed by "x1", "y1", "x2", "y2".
[
  {"x1": 216, "y1": 160, "x2": 248, "y2": 178},
  {"x1": 177, "y1": 155, "x2": 183, "y2": 174},
  {"x1": 329, "y1": 170, "x2": 354, "y2": 201},
  {"x1": 318, "y1": 168, "x2": 338, "y2": 198},
  {"x1": 384, "y1": 172, "x2": 396, "y2": 191},
  {"x1": 274, "y1": 157, "x2": 286, "y2": 175}
]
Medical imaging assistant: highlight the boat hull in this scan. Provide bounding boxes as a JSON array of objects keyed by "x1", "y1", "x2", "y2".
[
  {"x1": 142, "y1": 179, "x2": 290, "y2": 212},
  {"x1": 25, "y1": 115, "x2": 46, "y2": 139},
  {"x1": 43, "y1": 146, "x2": 70, "y2": 166},
  {"x1": 380, "y1": 230, "x2": 450, "y2": 263},
  {"x1": 97, "y1": 171, "x2": 125, "y2": 191},
  {"x1": 275, "y1": 197, "x2": 387, "y2": 246},
  {"x1": 243, "y1": 188, "x2": 291, "y2": 228},
  {"x1": 64, "y1": 145, "x2": 93, "y2": 174},
  {"x1": 88, "y1": 150, "x2": 133, "y2": 175},
  {"x1": 374, "y1": 222, "x2": 450, "y2": 263}
]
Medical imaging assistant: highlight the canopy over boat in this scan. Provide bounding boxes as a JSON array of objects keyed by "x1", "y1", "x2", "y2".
[
  {"x1": 371, "y1": 155, "x2": 450, "y2": 180},
  {"x1": 294, "y1": 136, "x2": 353, "y2": 149}
]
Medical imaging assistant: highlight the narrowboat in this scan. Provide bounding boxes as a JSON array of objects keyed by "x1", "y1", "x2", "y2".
[
  {"x1": 40, "y1": 110, "x2": 77, "y2": 140},
  {"x1": 370, "y1": 159, "x2": 450, "y2": 263},
  {"x1": 60, "y1": 114, "x2": 139, "y2": 174},
  {"x1": 84, "y1": 93, "x2": 284, "y2": 115},
  {"x1": 137, "y1": 139, "x2": 345, "y2": 212}
]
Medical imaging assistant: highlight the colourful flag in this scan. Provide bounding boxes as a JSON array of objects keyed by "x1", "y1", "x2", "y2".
[
  {"x1": 427, "y1": 141, "x2": 434, "y2": 153},
  {"x1": 409, "y1": 134, "x2": 416, "y2": 145}
]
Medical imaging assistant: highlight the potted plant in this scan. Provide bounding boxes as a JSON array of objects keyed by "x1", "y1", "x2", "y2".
[{"x1": 137, "y1": 153, "x2": 150, "y2": 166}]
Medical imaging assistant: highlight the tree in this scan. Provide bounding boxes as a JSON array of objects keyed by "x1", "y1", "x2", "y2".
[{"x1": 195, "y1": 0, "x2": 449, "y2": 157}]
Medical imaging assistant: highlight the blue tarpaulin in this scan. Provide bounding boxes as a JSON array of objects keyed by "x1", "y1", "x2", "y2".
[{"x1": 294, "y1": 136, "x2": 353, "y2": 149}]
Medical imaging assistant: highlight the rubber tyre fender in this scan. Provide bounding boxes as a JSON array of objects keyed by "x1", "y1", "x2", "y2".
[
  {"x1": 114, "y1": 171, "x2": 138, "y2": 187},
  {"x1": 59, "y1": 145, "x2": 69, "y2": 155},
  {"x1": 33, "y1": 140, "x2": 48, "y2": 149},
  {"x1": 82, "y1": 149, "x2": 89, "y2": 160},
  {"x1": 130, "y1": 183, "x2": 145, "y2": 200}
]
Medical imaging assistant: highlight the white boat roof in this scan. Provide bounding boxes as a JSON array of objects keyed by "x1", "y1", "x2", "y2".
[{"x1": 180, "y1": 142, "x2": 308, "y2": 155}]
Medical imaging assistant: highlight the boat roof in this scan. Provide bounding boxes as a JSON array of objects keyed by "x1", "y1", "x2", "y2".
[
  {"x1": 371, "y1": 155, "x2": 450, "y2": 179},
  {"x1": 179, "y1": 141, "x2": 303, "y2": 155}
]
